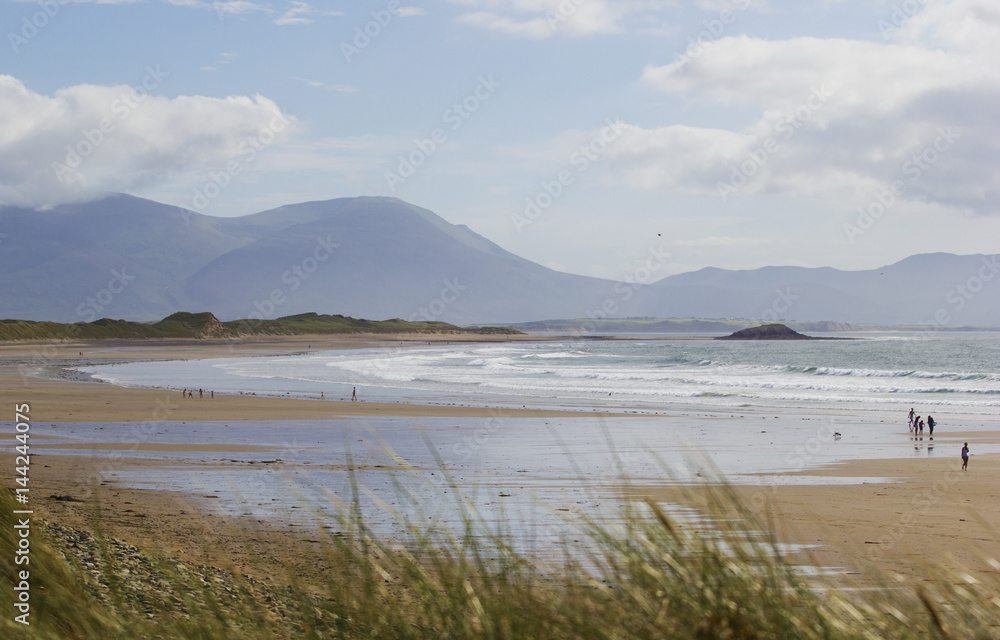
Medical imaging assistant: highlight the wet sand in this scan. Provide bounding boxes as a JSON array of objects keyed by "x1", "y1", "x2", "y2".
[
  {"x1": 4, "y1": 337, "x2": 1000, "y2": 590},
  {"x1": 633, "y1": 448, "x2": 1000, "y2": 586},
  {"x1": 13, "y1": 443, "x2": 1000, "y2": 590},
  {"x1": 1, "y1": 334, "x2": 616, "y2": 421},
  {"x1": 6, "y1": 454, "x2": 330, "y2": 586},
  {"x1": 0, "y1": 369, "x2": 603, "y2": 421},
  {"x1": 1, "y1": 337, "x2": 625, "y2": 587}
]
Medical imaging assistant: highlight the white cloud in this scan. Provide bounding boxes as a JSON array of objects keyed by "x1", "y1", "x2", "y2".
[
  {"x1": 211, "y1": 0, "x2": 270, "y2": 16},
  {"x1": 0, "y1": 75, "x2": 297, "y2": 208},
  {"x1": 695, "y1": 0, "x2": 767, "y2": 10},
  {"x1": 612, "y1": 2, "x2": 1000, "y2": 214},
  {"x1": 888, "y1": 0, "x2": 1000, "y2": 51},
  {"x1": 273, "y1": 1, "x2": 344, "y2": 25},
  {"x1": 161, "y1": 0, "x2": 272, "y2": 17},
  {"x1": 292, "y1": 77, "x2": 357, "y2": 93},
  {"x1": 10, "y1": 0, "x2": 141, "y2": 3},
  {"x1": 201, "y1": 51, "x2": 238, "y2": 72},
  {"x1": 602, "y1": 123, "x2": 751, "y2": 194},
  {"x1": 275, "y1": 1, "x2": 314, "y2": 25},
  {"x1": 451, "y1": 0, "x2": 670, "y2": 39}
]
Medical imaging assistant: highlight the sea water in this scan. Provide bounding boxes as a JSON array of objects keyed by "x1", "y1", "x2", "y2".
[
  {"x1": 61, "y1": 332, "x2": 1000, "y2": 557},
  {"x1": 81, "y1": 332, "x2": 1000, "y2": 416}
]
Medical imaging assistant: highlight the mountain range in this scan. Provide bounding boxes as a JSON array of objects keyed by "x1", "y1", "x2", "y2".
[{"x1": 2, "y1": 193, "x2": 997, "y2": 327}]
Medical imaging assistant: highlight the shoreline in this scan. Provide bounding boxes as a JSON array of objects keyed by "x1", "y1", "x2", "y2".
[
  {"x1": 4, "y1": 335, "x2": 1000, "y2": 592},
  {"x1": 9, "y1": 444, "x2": 999, "y2": 591},
  {"x1": 0, "y1": 335, "x2": 634, "y2": 421},
  {"x1": 629, "y1": 451, "x2": 1000, "y2": 586}
]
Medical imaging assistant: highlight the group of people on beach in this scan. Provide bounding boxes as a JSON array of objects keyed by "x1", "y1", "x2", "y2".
[
  {"x1": 180, "y1": 387, "x2": 359, "y2": 401},
  {"x1": 908, "y1": 408, "x2": 970, "y2": 470},
  {"x1": 907, "y1": 408, "x2": 935, "y2": 435}
]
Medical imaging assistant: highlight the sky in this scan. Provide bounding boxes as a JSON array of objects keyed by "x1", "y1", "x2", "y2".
[{"x1": 2, "y1": 0, "x2": 999, "y2": 281}]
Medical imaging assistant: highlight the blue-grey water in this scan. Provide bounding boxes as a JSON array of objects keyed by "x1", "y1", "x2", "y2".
[
  {"x1": 81, "y1": 332, "x2": 1000, "y2": 415},
  {"x1": 52, "y1": 332, "x2": 1000, "y2": 564}
]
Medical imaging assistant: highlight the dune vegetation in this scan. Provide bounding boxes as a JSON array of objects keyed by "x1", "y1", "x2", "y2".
[
  {"x1": 4, "y1": 473, "x2": 999, "y2": 640},
  {"x1": 0, "y1": 311, "x2": 521, "y2": 342}
]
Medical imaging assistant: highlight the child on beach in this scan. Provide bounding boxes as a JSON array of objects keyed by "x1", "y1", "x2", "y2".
[{"x1": 962, "y1": 443, "x2": 970, "y2": 470}]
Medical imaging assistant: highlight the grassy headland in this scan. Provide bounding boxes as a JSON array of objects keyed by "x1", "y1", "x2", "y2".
[{"x1": 0, "y1": 311, "x2": 522, "y2": 342}]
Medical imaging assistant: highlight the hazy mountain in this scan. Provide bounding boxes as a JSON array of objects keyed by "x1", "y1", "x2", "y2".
[
  {"x1": 180, "y1": 197, "x2": 614, "y2": 323},
  {"x1": 1, "y1": 193, "x2": 997, "y2": 327},
  {"x1": 0, "y1": 194, "x2": 616, "y2": 324},
  {"x1": 625, "y1": 253, "x2": 1000, "y2": 326},
  {"x1": 0, "y1": 194, "x2": 258, "y2": 321}
]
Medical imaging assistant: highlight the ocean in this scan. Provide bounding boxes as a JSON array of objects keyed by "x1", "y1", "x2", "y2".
[
  {"x1": 82, "y1": 332, "x2": 1000, "y2": 417},
  {"x1": 60, "y1": 332, "x2": 1000, "y2": 556}
]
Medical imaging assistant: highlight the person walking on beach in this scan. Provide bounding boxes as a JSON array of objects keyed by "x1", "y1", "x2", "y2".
[
  {"x1": 352, "y1": 386, "x2": 357, "y2": 401},
  {"x1": 927, "y1": 415, "x2": 935, "y2": 436},
  {"x1": 962, "y1": 442, "x2": 970, "y2": 470},
  {"x1": 908, "y1": 408, "x2": 915, "y2": 431}
]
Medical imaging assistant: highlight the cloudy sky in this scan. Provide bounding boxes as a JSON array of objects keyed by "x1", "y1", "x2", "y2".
[{"x1": 3, "y1": 0, "x2": 999, "y2": 279}]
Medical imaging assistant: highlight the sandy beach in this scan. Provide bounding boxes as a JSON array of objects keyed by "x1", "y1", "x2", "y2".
[
  {"x1": 632, "y1": 451, "x2": 1000, "y2": 587},
  {"x1": 4, "y1": 336, "x2": 1000, "y2": 592}
]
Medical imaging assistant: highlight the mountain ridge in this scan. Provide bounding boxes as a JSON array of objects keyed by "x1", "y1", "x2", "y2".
[{"x1": 2, "y1": 194, "x2": 997, "y2": 326}]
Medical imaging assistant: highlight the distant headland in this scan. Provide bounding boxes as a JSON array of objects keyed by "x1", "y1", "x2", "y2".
[
  {"x1": 0, "y1": 311, "x2": 523, "y2": 342},
  {"x1": 715, "y1": 323, "x2": 845, "y2": 340}
]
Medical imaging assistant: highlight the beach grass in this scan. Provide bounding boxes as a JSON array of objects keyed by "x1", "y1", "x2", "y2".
[
  {"x1": 3, "y1": 476, "x2": 1000, "y2": 639},
  {"x1": 0, "y1": 311, "x2": 521, "y2": 342}
]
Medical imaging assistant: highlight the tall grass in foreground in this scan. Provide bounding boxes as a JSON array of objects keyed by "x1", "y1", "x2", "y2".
[{"x1": 2, "y1": 477, "x2": 999, "y2": 639}]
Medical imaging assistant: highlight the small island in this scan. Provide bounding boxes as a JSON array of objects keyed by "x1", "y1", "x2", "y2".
[{"x1": 716, "y1": 323, "x2": 828, "y2": 340}]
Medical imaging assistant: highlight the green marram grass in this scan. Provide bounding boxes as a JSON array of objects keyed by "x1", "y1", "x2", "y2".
[
  {"x1": 2, "y1": 476, "x2": 999, "y2": 639},
  {"x1": 0, "y1": 311, "x2": 521, "y2": 342}
]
